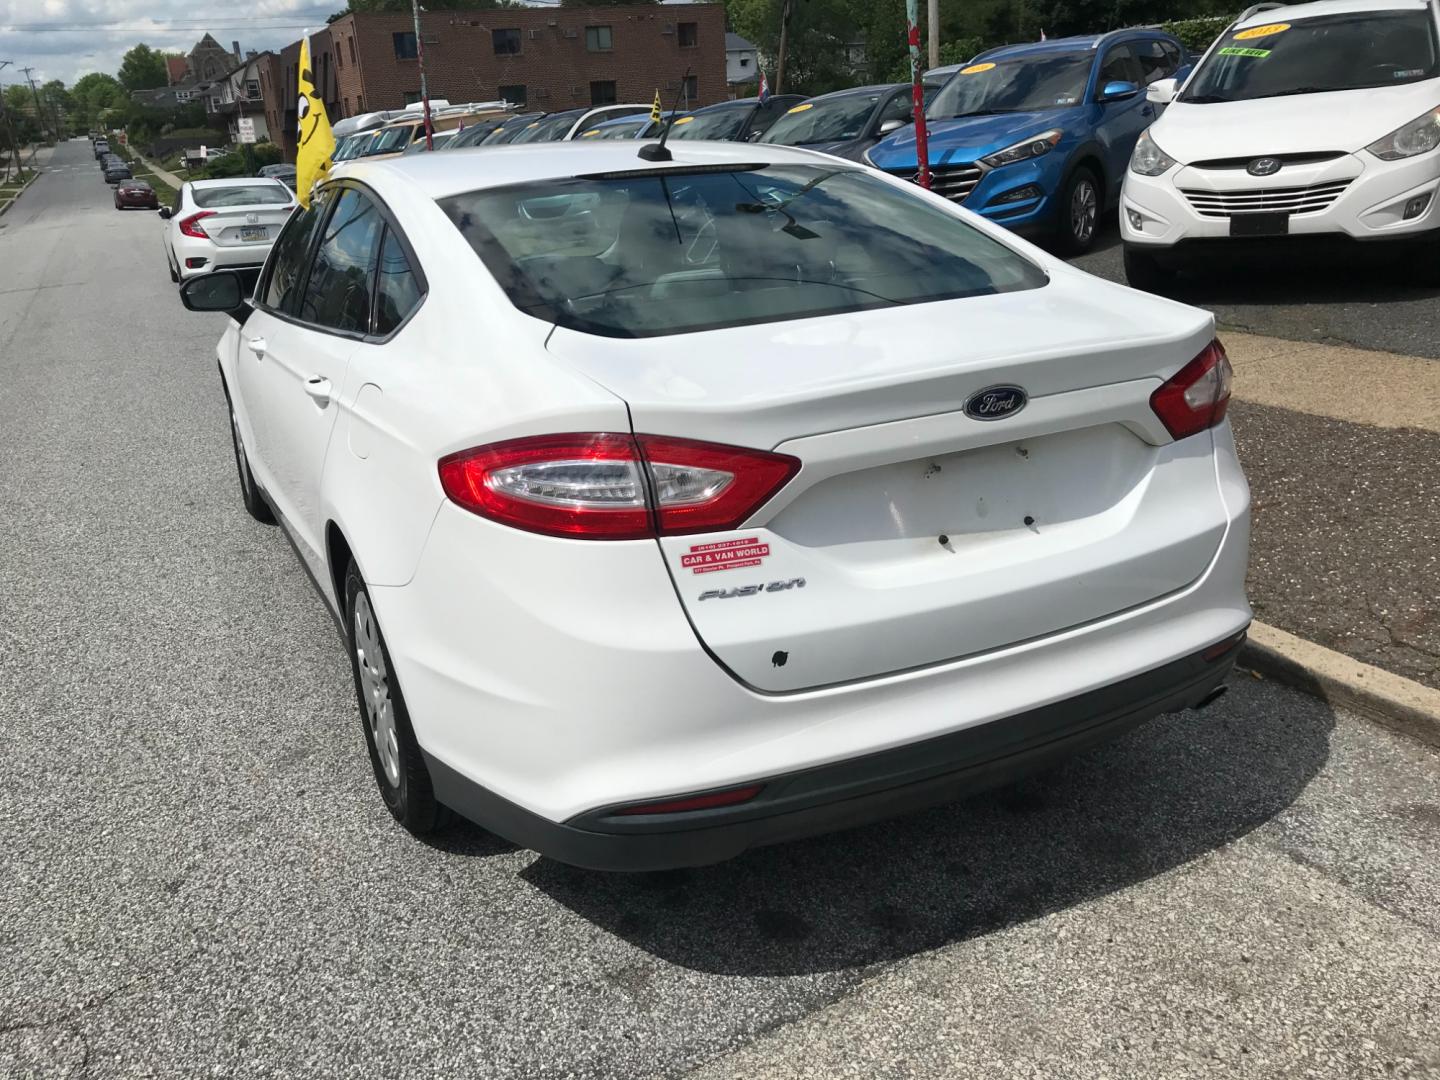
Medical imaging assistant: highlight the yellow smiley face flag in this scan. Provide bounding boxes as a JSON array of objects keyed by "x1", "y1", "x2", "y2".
[{"x1": 295, "y1": 36, "x2": 335, "y2": 209}]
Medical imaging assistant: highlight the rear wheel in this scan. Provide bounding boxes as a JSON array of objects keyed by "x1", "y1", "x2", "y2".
[
  {"x1": 345, "y1": 560, "x2": 448, "y2": 836},
  {"x1": 226, "y1": 398, "x2": 274, "y2": 524},
  {"x1": 1123, "y1": 244, "x2": 1179, "y2": 294},
  {"x1": 1057, "y1": 166, "x2": 1101, "y2": 254}
]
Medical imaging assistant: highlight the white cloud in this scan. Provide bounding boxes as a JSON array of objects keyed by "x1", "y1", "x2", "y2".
[{"x1": 0, "y1": 1, "x2": 336, "y2": 86}]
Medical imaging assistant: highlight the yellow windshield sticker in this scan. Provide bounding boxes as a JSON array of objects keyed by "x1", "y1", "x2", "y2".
[
  {"x1": 787, "y1": 102, "x2": 814, "y2": 114},
  {"x1": 673, "y1": 115, "x2": 695, "y2": 125},
  {"x1": 960, "y1": 62, "x2": 996, "y2": 74},
  {"x1": 525, "y1": 122, "x2": 540, "y2": 129},
  {"x1": 581, "y1": 129, "x2": 601, "y2": 137},
  {"x1": 1234, "y1": 22, "x2": 1289, "y2": 40},
  {"x1": 1219, "y1": 46, "x2": 1271, "y2": 58}
]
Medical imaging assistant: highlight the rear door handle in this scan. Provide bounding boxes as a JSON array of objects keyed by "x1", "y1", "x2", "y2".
[
  {"x1": 247, "y1": 336, "x2": 266, "y2": 357},
  {"x1": 303, "y1": 377, "x2": 332, "y2": 406}
]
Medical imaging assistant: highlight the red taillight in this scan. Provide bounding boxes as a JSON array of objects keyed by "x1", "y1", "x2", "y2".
[
  {"x1": 437, "y1": 433, "x2": 800, "y2": 540},
  {"x1": 1150, "y1": 339, "x2": 1233, "y2": 441},
  {"x1": 177, "y1": 210, "x2": 215, "y2": 239},
  {"x1": 614, "y1": 784, "x2": 765, "y2": 816}
]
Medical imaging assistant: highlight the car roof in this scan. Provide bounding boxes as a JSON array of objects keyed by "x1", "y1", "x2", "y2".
[
  {"x1": 979, "y1": 28, "x2": 1177, "y2": 63},
  {"x1": 1235, "y1": 0, "x2": 1425, "y2": 25},
  {"x1": 806, "y1": 83, "x2": 906, "y2": 100},
  {"x1": 335, "y1": 140, "x2": 865, "y2": 200}
]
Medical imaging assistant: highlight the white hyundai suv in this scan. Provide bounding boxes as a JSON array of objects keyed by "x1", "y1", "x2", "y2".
[
  {"x1": 1121, "y1": 0, "x2": 1440, "y2": 290},
  {"x1": 177, "y1": 140, "x2": 1250, "y2": 870}
]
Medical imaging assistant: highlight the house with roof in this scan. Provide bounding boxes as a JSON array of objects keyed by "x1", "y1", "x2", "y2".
[{"x1": 726, "y1": 32, "x2": 758, "y2": 95}]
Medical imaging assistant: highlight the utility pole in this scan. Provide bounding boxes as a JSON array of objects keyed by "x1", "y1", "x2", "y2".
[
  {"x1": 410, "y1": 0, "x2": 433, "y2": 150},
  {"x1": 774, "y1": 0, "x2": 794, "y2": 94},
  {"x1": 0, "y1": 60, "x2": 18, "y2": 182},
  {"x1": 927, "y1": 0, "x2": 940, "y2": 69},
  {"x1": 22, "y1": 67, "x2": 48, "y2": 141}
]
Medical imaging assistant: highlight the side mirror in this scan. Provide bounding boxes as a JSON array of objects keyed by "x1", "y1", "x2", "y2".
[
  {"x1": 1147, "y1": 78, "x2": 1178, "y2": 105},
  {"x1": 158, "y1": 206, "x2": 173, "y2": 219},
  {"x1": 877, "y1": 117, "x2": 907, "y2": 136},
  {"x1": 179, "y1": 270, "x2": 249, "y2": 319},
  {"x1": 1099, "y1": 80, "x2": 1141, "y2": 102}
]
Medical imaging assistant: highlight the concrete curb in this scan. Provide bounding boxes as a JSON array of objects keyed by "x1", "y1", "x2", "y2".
[{"x1": 1240, "y1": 621, "x2": 1440, "y2": 748}]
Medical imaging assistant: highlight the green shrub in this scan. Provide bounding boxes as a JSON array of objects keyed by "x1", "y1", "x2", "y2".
[{"x1": 1162, "y1": 15, "x2": 1232, "y2": 55}]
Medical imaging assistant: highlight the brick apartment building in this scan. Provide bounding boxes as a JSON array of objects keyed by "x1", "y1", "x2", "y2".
[{"x1": 260, "y1": 4, "x2": 727, "y2": 161}]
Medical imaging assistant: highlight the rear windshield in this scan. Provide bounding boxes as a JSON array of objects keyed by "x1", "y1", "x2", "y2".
[
  {"x1": 669, "y1": 107, "x2": 749, "y2": 141},
  {"x1": 192, "y1": 183, "x2": 292, "y2": 207},
  {"x1": 1184, "y1": 11, "x2": 1440, "y2": 102},
  {"x1": 440, "y1": 163, "x2": 1045, "y2": 338}
]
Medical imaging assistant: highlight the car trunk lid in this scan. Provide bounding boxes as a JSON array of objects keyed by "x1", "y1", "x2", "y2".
[
  {"x1": 546, "y1": 270, "x2": 1231, "y2": 691},
  {"x1": 199, "y1": 203, "x2": 295, "y2": 247}
]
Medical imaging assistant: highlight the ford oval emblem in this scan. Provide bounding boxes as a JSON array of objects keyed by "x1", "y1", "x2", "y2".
[
  {"x1": 1247, "y1": 157, "x2": 1281, "y2": 177},
  {"x1": 964, "y1": 385, "x2": 1028, "y2": 421}
]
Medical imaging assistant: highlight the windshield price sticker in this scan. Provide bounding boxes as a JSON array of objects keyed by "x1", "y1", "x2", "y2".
[
  {"x1": 1233, "y1": 22, "x2": 1289, "y2": 40},
  {"x1": 960, "y1": 63, "x2": 996, "y2": 75},
  {"x1": 682, "y1": 537, "x2": 771, "y2": 574},
  {"x1": 787, "y1": 102, "x2": 814, "y2": 113},
  {"x1": 1219, "y1": 46, "x2": 1271, "y2": 58}
]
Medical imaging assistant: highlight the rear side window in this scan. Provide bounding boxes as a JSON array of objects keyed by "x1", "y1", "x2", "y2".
[
  {"x1": 440, "y1": 163, "x2": 1045, "y2": 338},
  {"x1": 297, "y1": 188, "x2": 385, "y2": 334},
  {"x1": 374, "y1": 229, "x2": 423, "y2": 335},
  {"x1": 261, "y1": 193, "x2": 328, "y2": 314}
]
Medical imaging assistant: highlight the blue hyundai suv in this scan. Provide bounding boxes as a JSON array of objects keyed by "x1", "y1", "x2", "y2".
[{"x1": 865, "y1": 30, "x2": 1190, "y2": 252}]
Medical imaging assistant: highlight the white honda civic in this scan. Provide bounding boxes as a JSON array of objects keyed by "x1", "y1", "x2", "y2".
[
  {"x1": 179, "y1": 140, "x2": 1251, "y2": 870},
  {"x1": 161, "y1": 177, "x2": 296, "y2": 284}
]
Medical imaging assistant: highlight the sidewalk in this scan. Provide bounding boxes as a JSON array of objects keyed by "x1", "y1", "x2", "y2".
[{"x1": 1222, "y1": 333, "x2": 1440, "y2": 690}]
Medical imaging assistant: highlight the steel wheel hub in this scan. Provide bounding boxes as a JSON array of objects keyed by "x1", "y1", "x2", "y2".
[{"x1": 353, "y1": 592, "x2": 400, "y2": 788}]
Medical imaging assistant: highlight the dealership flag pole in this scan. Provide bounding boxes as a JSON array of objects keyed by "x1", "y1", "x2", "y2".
[{"x1": 905, "y1": 0, "x2": 932, "y2": 190}]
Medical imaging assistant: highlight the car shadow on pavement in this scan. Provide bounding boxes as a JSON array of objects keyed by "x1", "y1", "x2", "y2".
[
  {"x1": 509, "y1": 677, "x2": 1333, "y2": 976},
  {"x1": 1083, "y1": 223, "x2": 1440, "y2": 307}
]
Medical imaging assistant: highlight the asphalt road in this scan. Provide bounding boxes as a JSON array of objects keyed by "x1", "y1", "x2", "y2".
[
  {"x1": 1073, "y1": 224, "x2": 1440, "y2": 360},
  {"x1": 2, "y1": 142, "x2": 1439, "y2": 1078}
]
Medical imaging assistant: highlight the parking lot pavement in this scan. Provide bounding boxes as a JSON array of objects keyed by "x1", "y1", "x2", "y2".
[
  {"x1": 1072, "y1": 226, "x2": 1440, "y2": 360},
  {"x1": 1074, "y1": 233, "x2": 1440, "y2": 692},
  {"x1": 2, "y1": 144, "x2": 1439, "y2": 1079}
]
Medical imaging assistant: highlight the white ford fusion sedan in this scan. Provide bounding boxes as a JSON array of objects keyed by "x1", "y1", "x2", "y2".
[{"x1": 179, "y1": 139, "x2": 1251, "y2": 871}]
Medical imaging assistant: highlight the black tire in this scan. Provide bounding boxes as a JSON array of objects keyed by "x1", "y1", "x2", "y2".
[
  {"x1": 344, "y1": 559, "x2": 449, "y2": 836},
  {"x1": 225, "y1": 395, "x2": 274, "y2": 523},
  {"x1": 1123, "y1": 244, "x2": 1179, "y2": 294},
  {"x1": 1056, "y1": 165, "x2": 1102, "y2": 255}
]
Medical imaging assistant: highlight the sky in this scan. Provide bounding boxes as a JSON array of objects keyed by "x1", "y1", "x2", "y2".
[{"x1": 0, "y1": 0, "x2": 343, "y2": 88}]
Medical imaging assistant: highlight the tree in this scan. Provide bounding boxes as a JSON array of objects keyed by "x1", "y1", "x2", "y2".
[
  {"x1": 118, "y1": 44, "x2": 171, "y2": 91},
  {"x1": 70, "y1": 73, "x2": 125, "y2": 131}
]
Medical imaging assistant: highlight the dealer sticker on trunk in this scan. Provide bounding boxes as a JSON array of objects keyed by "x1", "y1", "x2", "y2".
[{"x1": 681, "y1": 537, "x2": 770, "y2": 574}]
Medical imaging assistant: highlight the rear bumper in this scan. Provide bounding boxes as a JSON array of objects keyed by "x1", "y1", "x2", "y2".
[{"x1": 426, "y1": 638, "x2": 1242, "y2": 871}]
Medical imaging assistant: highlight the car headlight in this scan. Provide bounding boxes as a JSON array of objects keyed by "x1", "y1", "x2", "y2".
[
  {"x1": 1366, "y1": 107, "x2": 1440, "y2": 161},
  {"x1": 981, "y1": 129, "x2": 1063, "y2": 168},
  {"x1": 1130, "y1": 130, "x2": 1178, "y2": 176}
]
